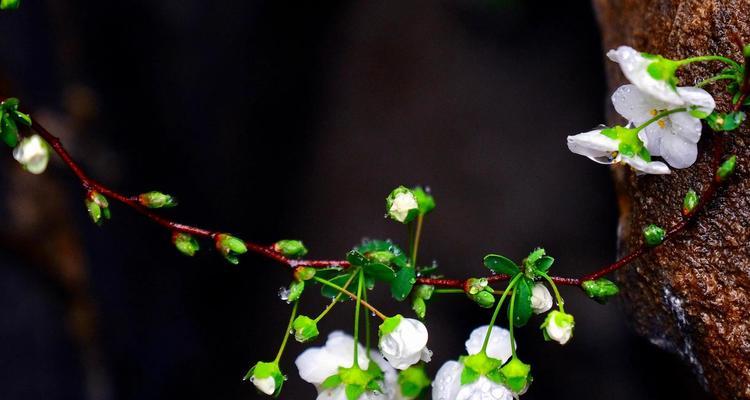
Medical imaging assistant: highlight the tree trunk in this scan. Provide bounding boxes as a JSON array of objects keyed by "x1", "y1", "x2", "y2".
[{"x1": 592, "y1": 1, "x2": 750, "y2": 399}]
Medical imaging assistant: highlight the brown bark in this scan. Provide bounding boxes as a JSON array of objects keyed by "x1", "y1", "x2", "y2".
[{"x1": 592, "y1": 1, "x2": 750, "y2": 399}]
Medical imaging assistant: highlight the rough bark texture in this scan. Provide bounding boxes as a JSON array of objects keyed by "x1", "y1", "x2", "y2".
[{"x1": 593, "y1": 1, "x2": 750, "y2": 399}]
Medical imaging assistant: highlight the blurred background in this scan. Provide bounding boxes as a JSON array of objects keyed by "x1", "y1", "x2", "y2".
[{"x1": 0, "y1": 1, "x2": 712, "y2": 399}]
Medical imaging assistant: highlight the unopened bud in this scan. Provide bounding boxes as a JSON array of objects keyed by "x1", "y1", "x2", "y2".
[
  {"x1": 215, "y1": 233, "x2": 247, "y2": 265},
  {"x1": 273, "y1": 240, "x2": 308, "y2": 259},
  {"x1": 294, "y1": 266, "x2": 316, "y2": 281},
  {"x1": 716, "y1": 155, "x2": 737, "y2": 182},
  {"x1": 581, "y1": 278, "x2": 620, "y2": 304},
  {"x1": 292, "y1": 315, "x2": 319, "y2": 343},
  {"x1": 138, "y1": 191, "x2": 177, "y2": 208},
  {"x1": 682, "y1": 189, "x2": 698, "y2": 216},
  {"x1": 643, "y1": 224, "x2": 666, "y2": 246},
  {"x1": 85, "y1": 191, "x2": 111, "y2": 225},
  {"x1": 172, "y1": 232, "x2": 200, "y2": 256}
]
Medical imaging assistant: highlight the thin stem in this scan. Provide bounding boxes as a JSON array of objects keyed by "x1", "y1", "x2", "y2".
[
  {"x1": 508, "y1": 286, "x2": 517, "y2": 358},
  {"x1": 434, "y1": 289, "x2": 465, "y2": 294},
  {"x1": 352, "y1": 269, "x2": 364, "y2": 365},
  {"x1": 481, "y1": 273, "x2": 522, "y2": 354},
  {"x1": 410, "y1": 214, "x2": 424, "y2": 267},
  {"x1": 678, "y1": 55, "x2": 741, "y2": 70},
  {"x1": 364, "y1": 289, "x2": 371, "y2": 358},
  {"x1": 274, "y1": 300, "x2": 299, "y2": 363},
  {"x1": 313, "y1": 276, "x2": 387, "y2": 320},
  {"x1": 314, "y1": 272, "x2": 358, "y2": 323},
  {"x1": 634, "y1": 108, "x2": 687, "y2": 133},
  {"x1": 696, "y1": 74, "x2": 735, "y2": 88},
  {"x1": 539, "y1": 272, "x2": 564, "y2": 313}
]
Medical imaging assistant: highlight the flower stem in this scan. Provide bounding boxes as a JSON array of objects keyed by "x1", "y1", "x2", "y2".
[
  {"x1": 364, "y1": 289, "x2": 371, "y2": 358},
  {"x1": 314, "y1": 275, "x2": 387, "y2": 320},
  {"x1": 678, "y1": 55, "x2": 741, "y2": 70},
  {"x1": 696, "y1": 74, "x2": 736, "y2": 88},
  {"x1": 434, "y1": 288, "x2": 465, "y2": 294},
  {"x1": 508, "y1": 287, "x2": 518, "y2": 358},
  {"x1": 314, "y1": 272, "x2": 358, "y2": 323},
  {"x1": 539, "y1": 272, "x2": 565, "y2": 313},
  {"x1": 274, "y1": 300, "x2": 299, "y2": 363},
  {"x1": 352, "y1": 269, "x2": 365, "y2": 365},
  {"x1": 410, "y1": 213, "x2": 425, "y2": 267},
  {"x1": 481, "y1": 273, "x2": 523, "y2": 354},
  {"x1": 634, "y1": 107, "x2": 687, "y2": 133}
]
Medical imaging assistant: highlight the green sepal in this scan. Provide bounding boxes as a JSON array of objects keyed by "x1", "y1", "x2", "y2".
[
  {"x1": 509, "y1": 277, "x2": 533, "y2": 327},
  {"x1": 294, "y1": 266, "x2": 316, "y2": 281},
  {"x1": 172, "y1": 232, "x2": 200, "y2": 256},
  {"x1": 138, "y1": 191, "x2": 178, "y2": 208},
  {"x1": 273, "y1": 240, "x2": 308, "y2": 259},
  {"x1": 321, "y1": 374, "x2": 342, "y2": 389},
  {"x1": 0, "y1": 0, "x2": 21, "y2": 10},
  {"x1": 716, "y1": 155, "x2": 737, "y2": 181},
  {"x1": 385, "y1": 186, "x2": 419, "y2": 224},
  {"x1": 243, "y1": 361, "x2": 284, "y2": 396},
  {"x1": 688, "y1": 107, "x2": 710, "y2": 119},
  {"x1": 215, "y1": 234, "x2": 247, "y2": 265},
  {"x1": 499, "y1": 357, "x2": 532, "y2": 394},
  {"x1": 644, "y1": 56, "x2": 679, "y2": 88},
  {"x1": 600, "y1": 127, "x2": 618, "y2": 139},
  {"x1": 642, "y1": 224, "x2": 666, "y2": 246},
  {"x1": 460, "y1": 365, "x2": 480, "y2": 385},
  {"x1": 483, "y1": 254, "x2": 519, "y2": 275},
  {"x1": 1, "y1": 114, "x2": 19, "y2": 147},
  {"x1": 12, "y1": 110, "x2": 32, "y2": 127},
  {"x1": 292, "y1": 315, "x2": 319, "y2": 343},
  {"x1": 412, "y1": 186, "x2": 436, "y2": 215},
  {"x1": 581, "y1": 278, "x2": 620, "y2": 304},
  {"x1": 391, "y1": 267, "x2": 416, "y2": 301},
  {"x1": 287, "y1": 280, "x2": 305, "y2": 302},
  {"x1": 345, "y1": 384, "x2": 365, "y2": 400},
  {"x1": 379, "y1": 314, "x2": 403, "y2": 337},
  {"x1": 398, "y1": 365, "x2": 431, "y2": 398},
  {"x1": 462, "y1": 352, "x2": 503, "y2": 376}
]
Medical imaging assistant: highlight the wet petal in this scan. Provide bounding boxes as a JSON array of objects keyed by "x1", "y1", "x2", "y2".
[
  {"x1": 607, "y1": 46, "x2": 683, "y2": 105},
  {"x1": 661, "y1": 134, "x2": 698, "y2": 169},
  {"x1": 464, "y1": 325, "x2": 513, "y2": 363},
  {"x1": 612, "y1": 84, "x2": 667, "y2": 124},
  {"x1": 676, "y1": 86, "x2": 716, "y2": 116},
  {"x1": 669, "y1": 112, "x2": 703, "y2": 143}
]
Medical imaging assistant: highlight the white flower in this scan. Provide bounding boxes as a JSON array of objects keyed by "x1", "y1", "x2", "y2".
[
  {"x1": 251, "y1": 376, "x2": 276, "y2": 395},
  {"x1": 378, "y1": 315, "x2": 431, "y2": 370},
  {"x1": 388, "y1": 191, "x2": 419, "y2": 223},
  {"x1": 433, "y1": 326, "x2": 515, "y2": 400},
  {"x1": 13, "y1": 134, "x2": 50, "y2": 174},
  {"x1": 567, "y1": 128, "x2": 670, "y2": 174},
  {"x1": 541, "y1": 310, "x2": 575, "y2": 345},
  {"x1": 296, "y1": 331, "x2": 397, "y2": 399},
  {"x1": 530, "y1": 283, "x2": 553, "y2": 314},
  {"x1": 432, "y1": 361, "x2": 513, "y2": 400},
  {"x1": 607, "y1": 46, "x2": 683, "y2": 104},
  {"x1": 612, "y1": 84, "x2": 715, "y2": 168},
  {"x1": 463, "y1": 325, "x2": 513, "y2": 362}
]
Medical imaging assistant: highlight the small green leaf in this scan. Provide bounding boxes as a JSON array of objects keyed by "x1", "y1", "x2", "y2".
[
  {"x1": 412, "y1": 186, "x2": 436, "y2": 215},
  {"x1": 363, "y1": 262, "x2": 396, "y2": 282},
  {"x1": 138, "y1": 191, "x2": 178, "y2": 208},
  {"x1": 287, "y1": 280, "x2": 305, "y2": 302},
  {"x1": 346, "y1": 250, "x2": 368, "y2": 267},
  {"x1": 1, "y1": 114, "x2": 19, "y2": 147},
  {"x1": 534, "y1": 256, "x2": 554, "y2": 273},
  {"x1": 12, "y1": 110, "x2": 31, "y2": 127},
  {"x1": 706, "y1": 111, "x2": 746, "y2": 131},
  {"x1": 391, "y1": 267, "x2": 416, "y2": 301},
  {"x1": 320, "y1": 273, "x2": 353, "y2": 300},
  {"x1": 483, "y1": 254, "x2": 519, "y2": 275},
  {"x1": 716, "y1": 155, "x2": 737, "y2": 182},
  {"x1": 509, "y1": 278, "x2": 533, "y2": 327},
  {"x1": 357, "y1": 240, "x2": 409, "y2": 268},
  {"x1": 411, "y1": 297, "x2": 426, "y2": 319}
]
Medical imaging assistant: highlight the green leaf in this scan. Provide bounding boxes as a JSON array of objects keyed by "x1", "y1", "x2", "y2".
[
  {"x1": 706, "y1": 111, "x2": 746, "y2": 131},
  {"x1": 483, "y1": 254, "x2": 519, "y2": 275},
  {"x1": 363, "y1": 262, "x2": 396, "y2": 282},
  {"x1": 356, "y1": 240, "x2": 409, "y2": 268},
  {"x1": 534, "y1": 256, "x2": 554, "y2": 273},
  {"x1": 460, "y1": 366, "x2": 480, "y2": 385},
  {"x1": 412, "y1": 186, "x2": 436, "y2": 215},
  {"x1": 411, "y1": 297, "x2": 426, "y2": 319},
  {"x1": 346, "y1": 250, "x2": 368, "y2": 267},
  {"x1": 345, "y1": 384, "x2": 365, "y2": 400},
  {"x1": 0, "y1": 0, "x2": 20, "y2": 11},
  {"x1": 12, "y1": 110, "x2": 31, "y2": 127},
  {"x1": 320, "y1": 273, "x2": 353, "y2": 300},
  {"x1": 509, "y1": 278, "x2": 533, "y2": 327},
  {"x1": 1, "y1": 114, "x2": 19, "y2": 147},
  {"x1": 321, "y1": 374, "x2": 342, "y2": 389},
  {"x1": 287, "y1": 280, "x2": 305, "y2": 302},
  {"x1": 390, "y1": 267, "x2": 416, "y2": 301}
]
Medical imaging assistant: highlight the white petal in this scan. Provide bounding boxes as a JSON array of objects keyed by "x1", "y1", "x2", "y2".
[
  {"x1": 456, "y1": 376, "x2": 514, "y2": 400},
  {"x1": 317, "y1": 387, "x2": 349, "y2": 400},
  {"x1": 676, "y1": 86, "x2": 716, "y2": 115},
  {"x1": 611, "y1": 84, "x2": 667, "y2": 124},
  {"x1": 607, "y1": 46, "x2": 683, "y2": 104},
  {"x1": 567, "y1": 129, "x2": 620, "y2": 164},
  {"x1": 669, "y1": 112, "x2": 703, "y2": 143},
  {"x1": 638, "y1": 124, "x2": 666, "y2": 156},
  {"x1": 530, "y1": 283, "x2": 553, "y2": 314},
  {"x1": 464, "y1": 325, "x2": 513, "y2": 363},
  {"x1": 379, "y1": 318, "x2": 430, "y2": 370},
  {"x1": 295, "y1": 348, "x2": 342, "y2": 385},
  {"x1": 660, "y1": 134, "x2": 698, "y2": 169},
  {"x1": 251, "y1": 376, "x2": 276, "y2": 395},
  {"x1": 622, "y1": 156, "x2": 671, "y2": 175},
  {"x1": 432, "y1": 360, "x2": 463, "y2": 400},
  {"x1": 13, "y1": 135, "x2": 50, "y2": 175},
  {"x1": 369, "y1": 350, "x2": 398, "y2": 399}
]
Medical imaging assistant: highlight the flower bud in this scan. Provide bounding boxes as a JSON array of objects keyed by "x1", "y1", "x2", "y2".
[
  {"x1": 530, "y1": 283, "x2": 553, "y2": 314},
  {"x1": 643, "y1": 224, "x2": 666, "y2": 246},
  {"x1": 386, "y1": 186, "x2": 419, "y2": 224},
  {"x1": 172, "y1": 232, "x2": 200, "y2": 256},
  {"x1": 465, "y1": 278, "x2": 495, "y2": 308},
  {"x1": 716, "y1": 155, "x2": 737, "y2": 182},
  {"x1": 292, "y1": 315, "x2": 319, "y2": 343},
  {"x1": 243, "y1": 361, "x2": 283, "y2": 396},
  {"x1": 682, "y1": 189, "x2": 699, "y2": 216},
  {"x1": 13, "y1": 135, "x2": 50, "y2": 174},
  {"x1": 581, "y1": 278, "x2": 620, "y2": 304},
  {"x1": 499, "y1": 357, "x2": 531, "y2": 394},
  {"x1": 293, "y1": 266, "x2": 316, "y2": 281},
  {"x1": 0, "y1": 0, "x2": 21, "y2": 10},
  {"x1": 541, "y1": 310, "x2": 575, "y2": 345},
  {"x1": 378, "y1": 314, "x2": 431, "y2": 370},
  {"x1": 138, "y1": 191, "x2": 177, "y2": 208},
  {"x1": 285, "y1": 280, "x2": 304, "y2": 302},
  {"x1": 273, "y1": 239, "x2": 308, "y2": 259},
  {"x1": 215, "y1": 233, "x2": 247, "y2": 265},
  {"x1": 85, "y1": 191, "x2": 111, "y2": 225}
]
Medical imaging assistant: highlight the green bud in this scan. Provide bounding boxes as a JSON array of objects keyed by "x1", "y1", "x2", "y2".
[
  {"x1": 292, "y1": 315, "x2": 319, "y2": 343},
  {"x1": 85, "y1": 191, "x2": 110, "y2": 225},
  {"x1": 294, "y1": 266, "x2": 316, "y2": 281},
  {"x1": 243, "y1": 361, "x2": 284, "y2": 396},
  {"x1": 581, "y1": 278, "x2": 620, "y2": 304},
  {"x1": 386, "y1": 186, "x2": 419, "y2": 224},
  {"x1": 682, "y1": 189, "x2": 699, "y2": 216},
  {"x1": 500, "y1": 357, "x2": 532, "y2": 394},
  {"x1": 716, "y1": 155, "x2": 737, "y2": 182},
  {"x1": 414, "y1": 284, "x2": 434, "y2": 300},
  {"x1": 138, "y1": 191, "x2": 177, "y2": 208},
  {"x1": 465, "y1": 277, "x2": 488, "y2": 295},
  {"x1": 411, "y1": 297, "x2": 426, "y2": 319},
  {"x1": 1, "y1": 112, "x2": 19, "y2": 147},
  {"x1": 0, "y1": 0, "x2": 21, "y2": 10},
  {"x1": 706, "y1": 111, "x2": 746, "y2": 131},
  {"x1": 215, "y1": 233, "x2": 247, "y2": 265},
  {"x1": 465, "y1": 278, "x2": 495, "y2": 308},
  {"x1": 366, "y1": 250, "x2": 395, "y2": 265},
  {"x1": 643, "y1": 224, "x2": 666, "y2": 246},
  {"x1": 172, "y1": 232, "x2": 200, "y2": 256},
  {"x1": 286, "y1": 280, "x2": 304, "y2": 302},
  {"x1": 273, "y1": 240, "x2": 308, "y2": 259},
  {"x1": 744, "y1": 44, "x2": 750, "y2": 59},
  {"x1": 398, "y1": 365, "x2": 431, "y2": 398}
]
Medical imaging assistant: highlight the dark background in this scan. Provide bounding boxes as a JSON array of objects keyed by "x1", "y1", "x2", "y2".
[{"x1": 0, "y1": 1, "x2": 712, "y2": 399}]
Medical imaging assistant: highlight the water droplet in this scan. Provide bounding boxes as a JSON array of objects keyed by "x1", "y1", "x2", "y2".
[{"x1": 278, "y1": 286, "x2": 290, "y2": 301}]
